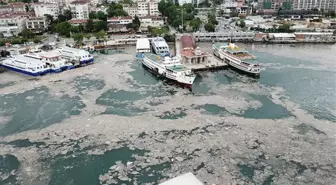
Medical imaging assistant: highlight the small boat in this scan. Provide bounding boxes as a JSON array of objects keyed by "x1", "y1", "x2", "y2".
[
  {"x1": 58, "y1": 47, "x2": 94, "y2": 66},
  {"x1": 0, "y1": 54, "x2": 50, "y2": 76},
  {"x1": 151, "y1": 37, "x2": 170, "y2": 57},
  {"x1": 142, "y1": 53, "x2": 196, "y2": 88},
  {"x1": 212, "y1": 43, "x2": 261, "y2": 76}
]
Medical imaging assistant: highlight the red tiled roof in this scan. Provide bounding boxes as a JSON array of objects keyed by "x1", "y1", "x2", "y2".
[
  {"x1": 109, "y1": 16, "x2": 132, "y2": 20},
  {"x1": 181, "y1": 35, "x2": 195, "y2": 50},
  {"x1": 70, "y1": 0, "x2": 88, "y2": 5},
  {"x1": 180, "y1": 49, "x2": 209, "y2": 57},
  {"x1": 69, "y1": 19, "x2": 88, "y2": 23}
]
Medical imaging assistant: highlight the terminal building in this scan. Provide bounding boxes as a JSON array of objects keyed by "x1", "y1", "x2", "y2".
[{"x1": 180, "y1": 35, "x2": 210, "y2": 64}]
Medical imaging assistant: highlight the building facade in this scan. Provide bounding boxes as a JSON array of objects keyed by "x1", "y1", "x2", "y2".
[
  {"x1": 69, "y1": 1, "x2": 89, "y2": 19},
  {"x1": 139, "y1": 16, "x2": 164, "y2": 31},
  {"x1": 33, "y1": 3, "x2": 60, "y2": 19},
  {"x1": 26, "y1": 17, "x2": 47, "y2": 33},
  {"x1": 123, "y1": 0, "x2": 160, "y2": 17}
]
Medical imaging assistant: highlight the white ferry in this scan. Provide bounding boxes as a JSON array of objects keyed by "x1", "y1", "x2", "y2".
[
  {"x1": 58, "y1": 47, "x2": 94, "y2": 66},
  {"x1": 151, "y1": 37, "x2": 170, "y2": 57},
  {"x1": 212, "y1": 43, "x2": 261, "y2": 76},
  {"x1": 141, "y1": 53, "x2": 196, "y2": 87},
  {"x1": 0, "y1": 55, "x2": 50, "y2": 76},
  {"x1": 24, "y1": 51, "x2": 74, "y2": 73}
]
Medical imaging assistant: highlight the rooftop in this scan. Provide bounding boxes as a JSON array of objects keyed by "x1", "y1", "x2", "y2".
[
  {"x1": 180, "y1": 48, "x2": 209, "y2": 58},
  {"x1": 181, "y1": 35, "x2": 195, "y2": 50},
  {"x1": 69, "y1": 19, "x2": 88, "y2": 24},
  {"x1": 109, "y1": 16, "x2": 133, "y2": 20},
  {"x1": 70, "y1": 0, "x2": 89, "y2": 5},
  {"x1": 136, "y1": 38, "x2": 150, "y2": 50}
]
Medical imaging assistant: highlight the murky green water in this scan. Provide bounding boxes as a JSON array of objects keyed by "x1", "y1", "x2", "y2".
[{"x1": 0, "y1": 44, "x2": 335, "y2": 184}]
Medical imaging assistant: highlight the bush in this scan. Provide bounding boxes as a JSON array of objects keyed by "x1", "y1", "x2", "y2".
[{"x1": 33, "y1": 37, "x2": 42, "y2": 43}]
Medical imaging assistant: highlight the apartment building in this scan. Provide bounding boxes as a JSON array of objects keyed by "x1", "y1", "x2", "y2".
[
  {"x1": 26, "y1": 17, "x2": 47, "y2": 33},
  {"x1": 123, "y1": 0, "x2": 160, "y2": 17},
  {"x1": 0, "y1": 13, "x2": 29, "y2": 37},
  {"x1": 293, "y1": 0, "x2": 336, "y2": 11},
  {"x1": 0, "y1": 2, "x2": 26, "y2": 13},
  {"x1": 33, "y1": 3, "x2": 60, "y2": 19},
  {"x1": 69, "y1": 0, "x2": 89, "y2": 19}
]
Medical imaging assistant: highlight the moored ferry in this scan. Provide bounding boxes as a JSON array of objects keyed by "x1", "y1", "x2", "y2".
[
  {"x1": 58, "y1": 47, "x2": 94, "y2": 66},
  {"x1": 0, "y1": 55, "x2": 50, "y2": 76},
  {"x1": 151, "y1": 37, "x2": 170, "y2": 57},
  {"x1": 141, "y1": 53, "x2": 196, "y2": 87},
  {"x1": 24, "y1": 51, "x2": 74, "y2": 73},
  {"x1": 212, "y1": 43, "x2": 261, "y2": 76}
]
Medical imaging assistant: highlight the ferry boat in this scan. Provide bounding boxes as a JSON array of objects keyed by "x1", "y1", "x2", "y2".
[
  {"x1": 0, "y1": 55, "x2": 50, "y2": 76},
  {"x1": 24, "y1": 51, "x2": 74, "y2": 73},
  {"x1": 141, "y1": 53, "x2": 196, "y2": 87},
  {"x1": 212, "y1": 43, "x2": 261, "y2": 76},
  {"x1": 151, "y1": 37, "x2": 170, "y2": 57},
  {"x1": 58, "y1": 47, "x2": 94, "y2": 66}
]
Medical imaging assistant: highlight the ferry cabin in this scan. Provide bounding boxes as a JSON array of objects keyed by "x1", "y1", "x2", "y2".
[
  {"x1": 0, "y1": 55, "x2": 50, "y2": 76},
  {"x1": 59, "y1": 47, "x2": 94, "y2": 65},
  {"x1": 40, "y1": 52, "x2": 73, "y2": 72}
]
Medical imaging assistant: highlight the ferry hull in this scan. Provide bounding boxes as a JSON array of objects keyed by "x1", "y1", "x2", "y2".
[
  {"x1": 141, "y1": 62, "x2": 192, "y2": 89},
  {"x1": 227, "y1": 61, "x2": 260, "y2": 77},
  {"x1": 80, "y1": 58, "x2": 94, "y2": 65},
  {"x1": 0, "y1": 64, "x2": 49, "y2": 76}
]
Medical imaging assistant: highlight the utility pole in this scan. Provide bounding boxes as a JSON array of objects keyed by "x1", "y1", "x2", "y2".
[{"x1": 181, "y1": 8, "x2": 183, "y2": 33}]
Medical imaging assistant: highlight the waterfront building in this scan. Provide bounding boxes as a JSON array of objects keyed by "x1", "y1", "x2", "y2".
[
  {"x1": 33, "y1": 2, "x2": 60, "y2": 19},
  {"x1": 0, "y1": 13, "x2": 29, "y2": 33},
  {"x1": 107, "y1": 16, "x2": 132, "y2": 33},
  {"x1": 69, "y1": 0, "x2": 89, "y2": 20},
  {"x1": 38, "y1": 0, "x2": 66, "y2": 7},
  {"x1": 180, "y1": 35, "x2": 210, "y2": 65},
  {"x1": 294, "y1": 32, "x2": 336, "y2": 42},
  {"x1": 26, "y1": 17, "x2": 47, "y2": 33}
]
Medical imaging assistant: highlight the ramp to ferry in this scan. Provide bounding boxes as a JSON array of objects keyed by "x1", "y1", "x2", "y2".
[{"x1": 159, "y1": 172, "x2": 204, "y2": 185}]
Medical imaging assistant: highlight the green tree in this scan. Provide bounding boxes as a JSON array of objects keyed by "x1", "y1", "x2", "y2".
[
  {"x1": 33, "y1": 37, "x2": 42, "y2": 43},
  {"x1": 94, "y1": 21, "x2": 107, "y2": 32},
  {"x1": 25, "y1": 4, "x2": 29, "y2": 12},
  {"x1": 204, "y1": 22, "x2": 215, "y2": 32},
  {"x1": 63, "y1": 9, "x2": 72, "y2": 20},
  {"x1": 95, "y1": 30, "x2": 106, "y2": 39},
  {"x1": 72, "y1": 33, "x2": 84, "y2": 43},
  {"x1": 127, "y1": 15, "x2": 141, "y2": 31},
  {"x1": 198, "y1": 0, "x2": 211, "y2": 7},
  {"x1": 239, "y1": 20, "x2": 246, "y2": 28},
  {"x1": 189, "y1": 18, "x2": 201, "y2": 32},
  {"x1": 89, "y1": 12, "x2": 97, "y2": 19},
  {"x1": 278, "y1": 23, "x2": 291, "y2": 32},
  {"x1": 211, "y1": 0, "x2": 222, "y2": 6},
  {"x1": 122, "y1": 0, "x2": 133, "y2": 4},
  {"x1": 85, "y1": 34, "x2": 92, "y2": 40},
  {"x1": 97, "y1": 11, "x2": 107, "y2": 21},
  {"x1": 20, "y1": 29, "x2": 34, "y2": 39},
  {"x1": 219, "y1": 9, "x2": 225, "y2": 17},
  {"x1": 54, "y1": 21, "x2": 71, "y2": 36},
  {"x1": 107, "y1": 3, "x2": 128, "y2": 17},
  {"x1": 86, "y1": 19, "x2": 94, "y2": 32}
]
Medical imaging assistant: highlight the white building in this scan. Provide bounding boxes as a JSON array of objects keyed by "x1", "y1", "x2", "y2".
[
  {"x1": 0, "y1": 14, "x2": 28, "y2": 32},
  {"x1": 293, "y1": 0, "x2": 336, "y2": 11},
  {"x1": 33, "y1": 3, "x2": 60, "y2": 19},
  {"x1": 178, "y1": 0, "x2": 193, "y2": 5},
  {"x1": 123, "y1": 0, "x2": 160, "y2": 17},
  {"x1": 26, "y1": 17, "x2": 47, "y2": 33},
  {"x1": 69, "y1": 0, "x2": 89, "y2": 20},
  {"x1": 89, "y1": 0, "x2": 103, "y2": 6},
  {"x1": 139, "y1": 16, "x2": 164, "y2": 31}
]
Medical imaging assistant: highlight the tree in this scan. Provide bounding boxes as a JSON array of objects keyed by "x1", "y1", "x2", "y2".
[
  {"x1": 86, "y1": 19, "x2": 94, "y2": 32},
  {"x1": 122, "y1": 0, "x2": 133, "y2": 4},
  {"x1": 63, "y1": 9, "x2": 72, "y2": 20},
  {"x1": 54, "y1": 21, "x2": 71, "y2": 36},
  {"x1": 107, "y1": 3, "x2": 128, "y2": 17},
  {"x1": 189, "y1": 18, "x2": 201, "y2": 32},
  {"x1": 278, "y1": 23, "x2": 291, "y2": 32},
  {"x1": 72, "y1": 33, "x2": 84, "y2": 43},
  {"x1": 219, "y1": 9, "x2": 225, "y2": 17},
  {"x1": 20, "y1": 29, "x2": 34, "y2": 39},
  {"x1": 198, "y1": 0, "x2": 211, "y2": 7},
  {"x1": 211, "y1": 0, "x2": 222, "y2": 6},
  {"x1": 204, "y1": 22, "x2": 215, "y2": 32},
  {"x1": 95, "y1": 30, "x2": 106, "y2": 39},
  {"x1": 127, "y1": 15, "x2": 141, "y2": 31},
  {"x1": 33, "y1": 37, "x2": 42, "y2": 43},
  {"x1": 85, "y1": 34, "x2": 92, "y2": 40},
  {"x1": 25, "y1": 4, "x2": 29, "y2": 12},
  {"x1": 94, "y1": 21, "x2": 107, "y2": 32},
  {"x1": 97, "y1": 11, "x2": 107, "y2": 21},
  {"x1": 239, "y1": 20, "x2": 246, "y2": 28},
  {"x1": 89, "y1": 12, "x2": 97, "y2": 19}
]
